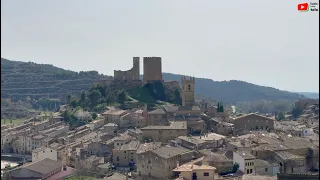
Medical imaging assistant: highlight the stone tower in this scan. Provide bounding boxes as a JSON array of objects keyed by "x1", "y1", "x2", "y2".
[
  {"x1": 133, "y1": 57, "x2": 140, "y2": 79},
  {"x1": 181, "y1": 76, "x2": 195, "y2": 106},
  {"x1": 143, "y1": 57, "x2": 162, "y2": 82}
]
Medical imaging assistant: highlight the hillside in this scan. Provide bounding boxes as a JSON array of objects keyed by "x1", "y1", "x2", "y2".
[
  {"x1": 1, "y1": 58, "x2": 112, "y2": 101},
  {"x1": 297, "y1": 92, "x2": 319, "y2": 99},
  {"x1": 1, "y1": 58, "x2": 304, "y2": 104},
  {"x1": 161, "y1": 73, "x2": 304, "y2": 103}
]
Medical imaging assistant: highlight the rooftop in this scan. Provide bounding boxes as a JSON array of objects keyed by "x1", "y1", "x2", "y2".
[
  {"x1": 105, "y1": 123, "x2": 118, "y2": 127},
  {"x1": 85, "y1": 155, "x2": 101, "y2": 162},
  {"x1": 234, "y1": 113, "x2": 275, "y2": 121},
  {"x1": 275, "y1": 151, "x2": 304, "y2": 160},
  {"x1": 177, "y1": 136, "x2": 206, "y2": 145},
  {"x1": 177, "y1": 106, "x2": 201, "y2": 111},
  {"x1": 102, "y1": 109, "x2": 127, "y2": 116},
  {"x1": 234, "y1": 150, "x2": 255, "y2": 160},
  {"x1": 136, "y1": 142, "x2": 162, "y2": 154},
  {"x1": 141, "y1": 121, "x2": 187, "y2": 130},
  {"x1": 193, "y1": 133, "x2": 226, "y2": 141},
  {"x1": 254, "y1": 159, "x2": 278, "y2": 167},
  {"x1": 148, "y1": 108, "x2": 166, "y2": 115},
  {"x1": 173, "y1": 164, "x2": 216, "y2": 172},
  {"x1": 32, "y1": 134, "x2": 45, "y2": 140},
  {"x1": 152, "y1": 146, "x2": 191, "y2": 159},
  {"x1": 117, "y1": 140, "x2": 140, "y2": 151},
  {"x1": 203, "y1": 151, "x2": 233, "y2": 163},
  {"x1": 162, "y1": 105, "x2": 179, "y2": 113},
  {"x1": 23, "y1": 158, "x2": 63, "y2": 175}
]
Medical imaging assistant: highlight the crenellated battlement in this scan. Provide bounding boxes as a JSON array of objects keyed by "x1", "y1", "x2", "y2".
[
  {"x1": 143, "y1": 57, "x2": 162, "y2": 60},
  {"x1": 181, "y1": 76, "x2": 195, "y2": 84}
]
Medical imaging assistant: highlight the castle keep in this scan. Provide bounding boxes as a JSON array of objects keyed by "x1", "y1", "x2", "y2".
[
  {"x1": 113, "y1": 57, "x2": 140, "y2": 81},
  {"x1": 113, "y1": 57, "x2": 163, "y2": 82},
  {"x1": 143, "y1": 57, "x2": 162, "y2": 82}
]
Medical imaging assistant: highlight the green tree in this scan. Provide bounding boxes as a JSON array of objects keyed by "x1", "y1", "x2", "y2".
[
  {"x1": 117, "y1": 90, "x2": 128, "y2": 103},
  {"x1": 276, "y1": 112, "x2": 285, "y2": 121},
  {"x1": 232, "y1": 163, "x2": 239, "y2": 173},
  {"x1": 66, "y1": 94, "x2": 72, "y2": 105},
  {"x1": 92, "y1": 112, "x2": 98, "y2": 120},
  {"x1": 87, "y1": 90, "x2": 101, "y2": 108}
]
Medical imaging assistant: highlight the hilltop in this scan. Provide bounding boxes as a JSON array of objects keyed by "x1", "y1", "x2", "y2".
[{"x1": 1, "y1": 58, "x2": 304, "y2": 105}]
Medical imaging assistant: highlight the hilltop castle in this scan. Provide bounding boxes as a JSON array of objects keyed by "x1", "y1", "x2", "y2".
[{"x1": 113, "y1": 57, "x2": 162, "y2": 82}]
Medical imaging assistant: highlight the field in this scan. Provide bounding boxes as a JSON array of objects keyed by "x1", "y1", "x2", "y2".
[{"x1": 1, "y1": 119, "x2": 25, "y2": 125}]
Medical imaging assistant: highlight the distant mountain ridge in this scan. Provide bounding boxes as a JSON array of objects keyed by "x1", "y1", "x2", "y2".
[
  {"x1": 1, "y1": 58, "x2": 304, "y2": 103},
  {"x1": 297, "y1": 92, "x2": 319, "y2": 99}
]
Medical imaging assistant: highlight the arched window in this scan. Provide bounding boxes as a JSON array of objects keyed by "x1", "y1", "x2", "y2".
[{"x1": 188, "y1": 85, "x2": 191, "y2": 90}]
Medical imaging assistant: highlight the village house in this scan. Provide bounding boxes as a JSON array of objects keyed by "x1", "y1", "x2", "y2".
[
  {"x1": 172, "y1": 163, "x2": 216, "y2": 180},
  {"x1": 99, "y1": 123, "x2": 118, "y2": 136},
  {"x1": 136, "y1": 145, "x2": 195, "y2": 179},
  {"x1": 254, "y1": 159, "x2": 280, "y2": 176},
  {"x1": 8, "y1": 158, "x2": 63, "y2": 180},
  {"x1": 86, "y1": 119, "x2": 105, "y2": 131},
  {"x1": 78, "y1": 155, "x2": 105, "y2": 170},
  {"x1": 141, "y1": 121, "x2": 187, "y2": 143},
  {"x1": 112, "y1": 140, "x2": 140, "y2": 169},
  {"x1": 127, "y1": 128, "x2": 143, "y2": 141},
  {"x1": 233, "y1": 150, "x2": 256, "y2": 174},
  {"x1": 32, "y1": 143, "x2": 66, "y2": 163},
  {"x1": 102, "y1": 109, "x2": 128, "y2": 124},
  {"x1": 147, "y1": 108, "x2": 167, "y2": 126},
  {"x1": 215, "y1": 121, "x2": 234, "y2": 136},
  {"x1": 232, "y1": 113, "x2": 275, "y2": 135},
  {"x1": 202, "y1": 151, "x2": 233, "y2": 173},
  {"x1": 175, "y1": 133, "x2": 225, "y2": 150}
]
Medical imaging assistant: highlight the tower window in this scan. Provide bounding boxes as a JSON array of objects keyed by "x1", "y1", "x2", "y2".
[{"x1": 188, "y1": 85, "x2": 191, "y2": 90}]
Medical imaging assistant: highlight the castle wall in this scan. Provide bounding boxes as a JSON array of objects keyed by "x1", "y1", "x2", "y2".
[
  {"x1": 114, "y1": 57, "x2": 140, "y2": 81},
  {"x1": 143, "y1": 57, "x2": 162, "y2": 82}
]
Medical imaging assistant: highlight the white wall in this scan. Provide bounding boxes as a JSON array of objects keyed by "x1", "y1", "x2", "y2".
[{"x1": 233, "y1": 151, "x2": 245, "y2": 172}]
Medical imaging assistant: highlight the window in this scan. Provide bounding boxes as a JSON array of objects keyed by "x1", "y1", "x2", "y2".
[
  {"x1": 256, "y1": 126, "x2": 258, "y2": 130},
  {"x1": 188, "y1": 85, "x2": 191, "y2": 90},
  {"x1": 203, "y1": 172, "x2": 209, "y2": 176},
  {"x1": 266, "y1": 126, "x2": 268, "y2": 129},
  {"x1": 51, "y1": 150, "x2": 52, "y2": 152},
  {"x1": 250, "y1": 169, "x2": 252, "y2": 173},
  {"x1": 247, "y1": 169, "x2": 249, "y2": 174},
  {"x1": 265, "y1": 168, "x2": 268, "y2": 172},
  {"x1": 252, "y1": 162, "x2": 254, "y2": 165}
]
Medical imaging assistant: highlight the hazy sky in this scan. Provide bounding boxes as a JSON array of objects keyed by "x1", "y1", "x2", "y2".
[{"x1": 1, "y1": 0, "x2": 319, "y2": 92}]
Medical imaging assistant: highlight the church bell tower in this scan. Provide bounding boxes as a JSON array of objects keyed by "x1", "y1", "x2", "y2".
[{"x1": 181, "y1": 76, "x2": 195, "y2": 106}]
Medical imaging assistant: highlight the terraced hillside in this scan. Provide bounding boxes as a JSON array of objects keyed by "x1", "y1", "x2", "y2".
[{"x1": 1, "y1": 58, "x2": 113, "y2": 101}]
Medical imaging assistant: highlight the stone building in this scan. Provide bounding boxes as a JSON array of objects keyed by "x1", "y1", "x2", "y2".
[
  {"x1": 181, "y1": 76, "x2": 195, "y2": 106},
  {"x1": 112, "y1": 140, "x2": 140, "y2": 168},
  {"x1": 232, "y1": 113, "x2": 275, "y2": 135},
  {"x1": 136, "y1": 145, "x2": 194, "y2": 179},
  {"x1": 140, "y1": 121, "x2": 187, "y2": 143},
  {"x1": 114, "y1": 57, "x2": 140, "y2": 81},
  {"x1": 143, "y1": 57, "x2": 162, "y2": 82}
]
